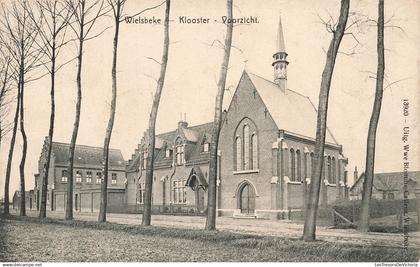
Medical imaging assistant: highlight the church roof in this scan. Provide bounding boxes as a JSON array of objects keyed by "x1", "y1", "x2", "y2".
[
  {"x1": 246, "y1": 72, "x2": 338, "y2": 145},
  {"x1": 51, "y1": 142, "x2": 125, "y2": 170}
]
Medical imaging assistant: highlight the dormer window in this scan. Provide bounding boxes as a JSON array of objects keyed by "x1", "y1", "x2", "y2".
[
  {"x1": 175, "y1": 137, "x2": 185, "y2": 165},
  {"x1": 203, "y1": 143, "x2": 210, "y2": 152},
  {"x1": 176, "y1": 145, "x2": 185, "y2": 165},
  {"x1": 165, "y1": 148, "x2": 172, "y2": 158}
]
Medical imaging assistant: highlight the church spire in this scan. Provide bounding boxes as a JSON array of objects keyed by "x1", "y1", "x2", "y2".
[{"x1": 272, "y1": 16, "x2": 289, "y2": 90}]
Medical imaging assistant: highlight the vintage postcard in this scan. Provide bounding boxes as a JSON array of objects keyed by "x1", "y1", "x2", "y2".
[{"x1": 0, "y1": 0, "x2": 418, "y2": 265}]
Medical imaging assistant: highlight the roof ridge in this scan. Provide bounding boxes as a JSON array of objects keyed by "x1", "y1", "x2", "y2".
[
  {"x1": 155, "y1": 122, "x2": 212, "y2": 138},
  {"x1": 247, "y1": 71, "x2": 310, "y2": 99},
  {"x1": 376, "y1": 171, "x2": 420, "y2": 175},
  {"x1": 52, "y1": 141, "x2": 122, "y2": 152}
]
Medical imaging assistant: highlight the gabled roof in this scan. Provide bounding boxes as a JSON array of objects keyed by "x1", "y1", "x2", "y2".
[
  {"x1": 51, "y1": 142, "x2": 125, "y2": 169},
  {"x1": 126, "y1": 122, "x2": 213, "y2": 171},
  {"x1": 246, "y1": 72, "x2": 338, "y2": 145},
  {"x1": 350, "y1": 171, "x2": 420, "y2": 192}
]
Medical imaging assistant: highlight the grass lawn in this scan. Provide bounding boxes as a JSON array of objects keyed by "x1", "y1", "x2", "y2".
[{"x1": 0, "y1": 215, "x2": 417, "y2": 262}]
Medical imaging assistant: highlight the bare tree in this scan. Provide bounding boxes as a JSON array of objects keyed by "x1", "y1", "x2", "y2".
[
  {"x1": 0, "y1": 53, "x2": 13, "y2": 151},
  {"x1": 142, "y1": 0, "x2": 170, "y2": 226},
  {"x1": 65, "y1": 0, "x2": 108, "y2": 220},
  {"x1": 98, "y1": 0, "x2": 127, "y2": 222},
  {"x1": 0, "y1": 50, "x2": 14, "y2": 215},
  {"x1": 358, "y1": 0, "x2": 385, "y2": 232},
  {"x1": 302, "y1": 0, "x2": 349, "y2": 241},
  {"x1": 0, "y1": 0, "x2": 43, "y2": 216},
  {"x1": 205, "y1": 0, "x2": 233, "y2": 231},
  {"x1": 28, "y1": 0, "x2": 74, "y2": 219}
]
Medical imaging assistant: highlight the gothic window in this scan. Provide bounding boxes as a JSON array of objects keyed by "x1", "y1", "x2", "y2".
[
  {"x1": 332, "y1": 157, "x2": 336, "y2": 184},
  {"x1": 243, "y1": 125, "x2": 250, "y2": 170},
  {"x1": 138, "y1": 183, "x2": 145, "y2": 204},
  {"x1": 173, "y1": 179, "x2": 186, "y2": 204},
  {"x1": 296, "y1": 150, "x2": 301, "y2": 182},
  {"x1": 290, "y1": 149, "x2": 296, "y2": 181},
  {"x1": 234, "y1": 119, "x2": 258, "y2": 172},
  {"x1": 173, "y1": 181, "x2": 178, "y2": 203},
  {"x1": 235, "y1": 136, "x2": 242, "y2": 171},
  {"x1": 327, "y1": 156, "x2": 332, "y2": 183},
  {"x1": 176, "y1": 145, "x2": 185, "y2": 165},
  {"x1": 251, "y1": 134, "x2": 258, "y2": 169},
  {"x1": 310, "y1": 152, "x2": 314, "y2": 175}
]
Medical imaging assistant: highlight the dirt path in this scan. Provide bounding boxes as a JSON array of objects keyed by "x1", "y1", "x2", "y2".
[{"x1": 18, "y1": 210, "x2": 419, "y2": 248}]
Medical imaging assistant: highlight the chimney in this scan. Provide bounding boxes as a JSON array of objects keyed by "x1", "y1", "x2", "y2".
[{"x1": 178, "y1": 113, "x2": 188, "y2": 128}]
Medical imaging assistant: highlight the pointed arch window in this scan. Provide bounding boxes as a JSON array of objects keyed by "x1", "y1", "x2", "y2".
[
  {"x1": 235, "y1": 136, "x2": 242, "y2": 171},
  {"x1": 175, "y1": 138, "x2": 185, "y2": 165},
  {"x1": 296, "y1": 150, "x2": 301, "y2": 182},
  {"x1": 310, "y1": 152, "x2": 314, "y2": 178},
  {"x1": 332, "y1": 157, "x2": 336, "y2": 184},
  {"x1": 251, "y1": 133, "x2": 258, "y2": 169},
  {"x1": 290, "y1": 149, "x2": 296, "y2": 181},
  {"x1": 327, "y1": 156, "x2": 332, "y2": 183},
  {"x1": 243, "y1": 125, "x2": 250, "y2": 170},
  {"x1": 137, "y1": 183, "x2": 145, "y2": 204},
  {"x1": 233, "y1": 119, "x2": 259, "y2": 172}
]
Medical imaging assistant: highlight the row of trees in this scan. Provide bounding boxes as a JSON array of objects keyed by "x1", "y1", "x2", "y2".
[
  {"x1": 0, "y1": 0, "x2": 165, "y2": 224},
  {"x1": 1, "y1": 0, "x2": 387, "y2": 239}
]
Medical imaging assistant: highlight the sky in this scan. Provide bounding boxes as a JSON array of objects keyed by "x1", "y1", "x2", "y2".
[{"x1": 0, "y1": 0, "x2": 419, "y2": 199}]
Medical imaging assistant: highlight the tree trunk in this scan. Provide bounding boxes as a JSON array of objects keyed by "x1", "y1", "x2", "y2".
[
  {"x1": 19, "y1": 65, "x2": 27, "y2": 217},
  {"x1": 359, "y1": 0, "x2": 385, "y2": 232},
  {"x1": 205, "y1": 0, "x2": 233, "y2": 231},
  {"x1": 39, "y1": 45, "x2": 56, "y2": 219},
  {"x1": 65, "y1": 31, "x2": 84, "y2": 221},
  {"x1": 98, "y1": 3, "x2": 121, "y2": 223},
  {"x1": 142, "y1": 0, "x2": 171, "y2": 226},
  {"x1": 302, "y1": 0, "x2": 349, "y2": 241},
  {"x1": 3, "y1": 78, "x2": 20, "y2": 216}
]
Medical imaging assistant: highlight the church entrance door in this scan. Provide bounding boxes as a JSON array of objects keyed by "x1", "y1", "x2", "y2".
[{"x1": 240, "y1": 184, "x2": 255, "y2": 214}]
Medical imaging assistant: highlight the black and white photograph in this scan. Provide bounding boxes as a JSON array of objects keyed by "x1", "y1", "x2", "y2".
[{"x1": 0, "y1": 0, "x2": 419, "y2": 264}]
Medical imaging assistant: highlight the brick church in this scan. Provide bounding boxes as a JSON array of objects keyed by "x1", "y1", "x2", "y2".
[{"x1": 125, "y1": 17, "x2": 349, "y2": 218}]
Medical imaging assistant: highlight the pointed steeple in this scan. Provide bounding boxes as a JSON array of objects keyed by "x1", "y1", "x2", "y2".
[
  {"x1": 277, "y1": 16, "x2": 286, "y2": 52},
  {"x1": 272, "y1": 16, "x2": 289, "y2": 91}
]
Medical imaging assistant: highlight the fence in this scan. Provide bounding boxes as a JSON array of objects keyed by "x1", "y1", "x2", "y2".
[
  {"x1": 107, "y1": 203, "x2": 207, "y2": 216},
  {"x1": 332, "y1": 198, "x2": 418, "y2": 225}
]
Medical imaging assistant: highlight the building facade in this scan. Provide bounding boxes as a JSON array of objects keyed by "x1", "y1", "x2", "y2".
[
  {"x1": 217, "y1": 18, "x2": 348, "y2": 219},
  {"x1": 125, "y1": 17, "x2": 349, "y2": 219},
  {"x1": 126, "y1": 121, "x2": 212, "y2": 214},
  {"x1": 349, "y1": 171, "x2": 419, "y2": 200},
  {"x1": 34, "y1": 138, "x2": 126, "y2": 212}
]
